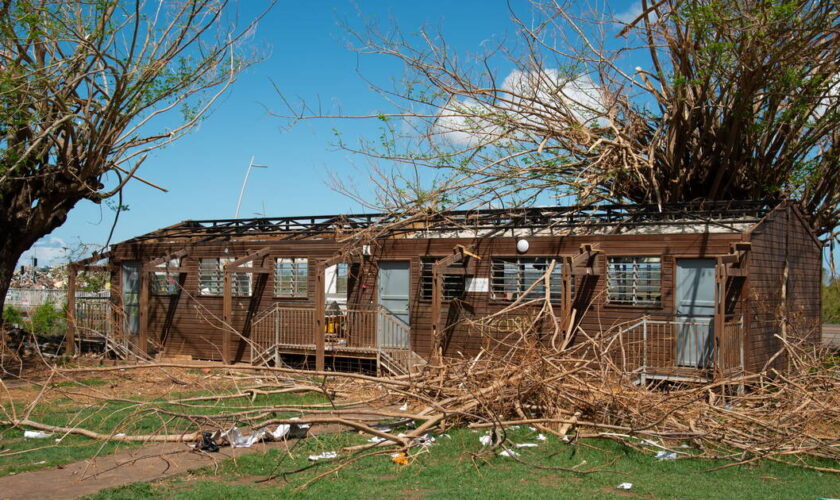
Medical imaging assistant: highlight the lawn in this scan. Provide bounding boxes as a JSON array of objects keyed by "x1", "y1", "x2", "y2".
[
  {"x1": 87, "y1": 426, "x2": 840, "y2": 499},
  {"x1": 0, "y1": 376, "x2": 327, "y2": 477}
]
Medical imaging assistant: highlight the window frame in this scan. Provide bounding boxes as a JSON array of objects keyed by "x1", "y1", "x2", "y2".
[
  {"x1": 605, "y1": 255, "x2": 663, "y2": 307},
  {"x1": 419, "y1": 258, "x2": 467, "y2": 301},
  {"x1": 198, "y1": 258, "x2": 252, "y2": 297},
  {"x1": 150, "y1": 258, "x2": 181, "y2": 296},
  {"x1": 490, "y1": 257, "x2": 569, "y2": 303},
  {"x1": 274, "y1": 257, "x2": 309, "y2": 298}
]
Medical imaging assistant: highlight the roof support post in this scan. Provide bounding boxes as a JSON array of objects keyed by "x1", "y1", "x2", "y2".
[
  {"x1": 430, "y1": 246, "x2": 479, "y2": 365},
  {"x1": 139, "y1": 266, "x2": 150, "y2": 356},
  {"x1": 430, "y1": 264, "x2": 443, "y2": 365},
  {"x1": 65, "y1": 265, "x2": 77, "y2": 357},
  {"x1": 223, "y1": 271, "x2": 232, "y2": 364},
  {"x1": 314, "y1": 262, "x2": 326, "y2": 372},
  {"x1": 713, "y1": 258, "x2": 725, "y2": 380}
]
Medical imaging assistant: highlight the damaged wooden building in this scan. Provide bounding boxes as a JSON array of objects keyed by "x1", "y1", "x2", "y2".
[{"x1": 66, "y1": 200, "x2": 822, "y2": 381}]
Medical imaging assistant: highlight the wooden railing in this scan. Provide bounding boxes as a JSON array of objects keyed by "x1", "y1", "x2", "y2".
[
  {"x1": 613, "y1": 316, "x2": 743, "y2": 380},
  {"x1": 250, "y1": 305, "x2": 416, "y2": 373},
  {"x1": 74, "y1": 298, "x2": 113, "y2": 340}
]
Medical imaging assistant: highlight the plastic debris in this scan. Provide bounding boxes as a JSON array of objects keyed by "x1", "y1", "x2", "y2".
[
  {"x1": 515, "y1": 443, "x2": 538, "y2": 448},
  {"x1": 617, "y1": 483, "x2": 633, "y2": 490},
  {"x1": 536, "y1": 434, "x2": 547, "y2": 442},
  {"x1": 561, "y1": 435, "x2": 571, "y2": 443},
  {"x1": 655, "y1": 451, "x2": 678, "y2": 461},
  {"x1": 115, "y1": 433, "x2": 127, "y2": 438},
  {"x1": 34, "y1": 461, "x2": 46, "y2": 465},
  {"x1": 508, "y1": 425, "x2": 521, "y2": 430},
  {"x1": 308, "y1": 451, "x2": 338, "y2": 461},
  {"x1": 197, "y1": 432, "x2": 220, "y2": 452},
  {"x1": 527, "y1": 426, "x2": 537, "y2": 431},
  {"x1": 498, "y1": 449, "x2": 520, "y2": 457},
  {"x1": 399, "y1": 402, "x2": 409, "y2": 411},
  {"x1": 391, "y1": 452, "x2": 410, "y2": 465},
  {"x1": 479, "y1": 434, "x2": 493, "y2": 446},
  {"x1": 368, "y1": 436, "x2": 386, "y2": 443},
  {"x1": 413, "y1": 434, "x2": 436, "y2": 447},
  {"x1": 222, "y1": 427, "x2": 262, "y2": 448},
  {"x1": 24, "y1": 430, "x2": 53, "y2": 439},
  {"x1": 269, "y1": 424, "x2": 291, "y2": 440}
]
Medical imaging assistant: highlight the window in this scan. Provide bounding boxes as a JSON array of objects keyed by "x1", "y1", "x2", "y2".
[
  {"x1": 151, "y1": 258, "x2": 180, "y2": 295},
  {"x1": 275, "y1": 258, "x2": 308, "y2": 297},
  {"x1": 606, "y1": 256, "x2": 661, "y2": 306},
  {"x1": 199, "y1": 258, "x2": 252, "y2": 296},
  {"x1": 335, "y1": 263, "x2": 349, "y2": 295},
  {"x1": 491, "y1": 258, "x2": 566, "y2": 301},
  {"x1": 420, "y1": 259, "x2": 466, "y2": 300}
]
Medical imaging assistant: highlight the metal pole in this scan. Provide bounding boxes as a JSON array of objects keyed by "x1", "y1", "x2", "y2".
[{"x1": 234, "y1": 156, "x2": 268, "y2": 218}]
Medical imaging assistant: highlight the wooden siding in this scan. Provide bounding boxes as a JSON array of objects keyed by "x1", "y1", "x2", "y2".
[
  {"x1": 105, "y1": 206, "x2": 821, "y2": 371},
  {"x1": 746, "y1": 205, "x2": 822, "y2": 372}
]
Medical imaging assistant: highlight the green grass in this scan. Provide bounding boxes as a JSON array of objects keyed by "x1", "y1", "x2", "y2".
[
  {"x1": 0, "y1": 388, "x2": 326, "y2": 477},
  {"x1": 86, "y1": 426, "x2": 840, "y2": 499}
]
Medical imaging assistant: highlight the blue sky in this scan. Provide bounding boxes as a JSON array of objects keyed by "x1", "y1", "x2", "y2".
[
  {"x1": 19, "y1": 1, "x2": 836, "y2": 274},
  {"x1": 27, "y1": 0, "x2": 559, "y2": 266}
]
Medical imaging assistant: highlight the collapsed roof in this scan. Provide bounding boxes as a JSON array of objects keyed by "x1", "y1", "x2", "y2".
[{"x1": 117, "y1": 200, "x2": 778, "y2": 244}]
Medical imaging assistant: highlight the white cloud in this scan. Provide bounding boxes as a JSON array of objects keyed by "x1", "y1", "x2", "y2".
[
  {"x1": 434, "y1": 68, "x2": 610, "y2": 147},
  {"x1": 615, "y1": 2, "x2": 642, "y2": 24},
  {"x1": 17, "y1": 237, "x2": 69, "y2": 268}
]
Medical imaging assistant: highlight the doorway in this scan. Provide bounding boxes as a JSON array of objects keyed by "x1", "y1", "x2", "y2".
[
  {"x1": 675, "y1": 258, "x2": 715, "y2": 367},
  {"x1": 377, "y1": 261, "x2": 410, "y2": 348},
  {"x1": 121, "y1": 261, "x2": 140, "y2": 336}
]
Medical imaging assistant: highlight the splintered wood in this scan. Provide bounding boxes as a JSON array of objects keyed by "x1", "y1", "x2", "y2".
[{"x1": 1, "y1": 325, "x2": 838, "y2": 483}]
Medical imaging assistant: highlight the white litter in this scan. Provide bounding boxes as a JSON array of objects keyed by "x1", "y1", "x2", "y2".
[
  {"x1": 479, "y1": 434, "x2": 493, "y2": 446},
  {"x1": 536, "y1": 434, "x2": 547, "y2": 442},
  {"x1": 527, "y1": 426, "x2": 537, "y2": 431},
  {"x1": 115, "y1": 433, "x2": 127, "y2": 438},
  {"x1": 308, "y1": 451, "x2": 338, "y2": 461},
  {"x1": 269, "y1": 424, "x2": 291, "y2": 440},
  {"x1": 515, "y1": 443, "x2": 538, "y2": 448},
  {"x1": 655, "y1": 451, "x2": 678, "y2": 461},
  {"x1": 24, "y1": 430, "x2": 53, "y2": 439},
  {"x1": 439, "y1": 433, "x2": 451, "y2": 439},
  {"x1": 222, "y1": 426, "x2": 265, "y2": 448},
  {"x1": 561, "y1": 436, "x2": 570, "y2": 443},
  {"x1": 368, "y1": 436, "x2": 386, "y2": 443},
  {"x1": 34, "y1": 461, "x2": 46, "y2": 465},
  {"x1": 413, "y1": 434, "x2": 436, "y2": 447},
  {"x1": 399, "y1": 402, "x2": 409, "y2": 411},
  {"x1": 508, "y1": 426, "x2": 521, "y2": 430},
  {"x1": 617, "y1": 482, "x2": 633, "y2": 490},
  {"x1": 498, "y1": 449, "x2": 520, "y2": 457}
]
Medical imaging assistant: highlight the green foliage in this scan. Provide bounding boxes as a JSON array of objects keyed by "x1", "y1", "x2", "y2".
[
  {"x1": 88, "y1": 427, "x2": 840, "y2": 499},
  {"x1": 2, "y1": 304, "x2": 24, "y2": 326},
  {"x1": 28, "y1": 300, "x2": 65, "y2": 338},
  {"x1": 823, "y1": 277, "x2": 840, "y2": 323}
]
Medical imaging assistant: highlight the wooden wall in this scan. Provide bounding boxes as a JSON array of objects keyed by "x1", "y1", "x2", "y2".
[
  {"x1": 746, "y1": 205, "x2": 823, "y2": 372},
  {"x1": 108, "y1": 222, "x2": 818, "y2": 369},
  {"x1": 376, "y1": 233, "x2": 742, "y2": 359}
]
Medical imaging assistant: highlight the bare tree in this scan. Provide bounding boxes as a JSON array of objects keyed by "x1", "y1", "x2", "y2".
[
  {"x1": 284, "y1": 0, "x2": 838, "y2": 241},
  {"x1": 0, "y1": 0, "x2": 274, "y2": 319}
]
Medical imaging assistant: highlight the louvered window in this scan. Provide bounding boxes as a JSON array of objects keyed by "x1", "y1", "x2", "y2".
[
  {"x1": 491, "y1": 258, "x2": 567, "y2": 301},
  {"x1": 606, "y1": 256, "x2": 661, "y2": 306}
]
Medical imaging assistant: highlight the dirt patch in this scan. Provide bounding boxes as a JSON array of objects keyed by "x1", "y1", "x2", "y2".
[{"x1": 0, "y1": 436, "x2": 299, "y2": 499}]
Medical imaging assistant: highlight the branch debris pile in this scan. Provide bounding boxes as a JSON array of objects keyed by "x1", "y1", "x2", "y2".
[{"x1": 2, "y1": 325, "x2": 837, "y2": 483}]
